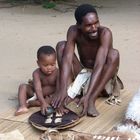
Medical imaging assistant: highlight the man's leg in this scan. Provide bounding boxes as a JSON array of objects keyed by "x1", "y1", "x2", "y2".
[
  {"x1": 88, "y1": 48, "x2": 120, "y2": 116},
  {"x1": 56, "y1": 41, "x2": 83, "y2": 108},
  {"x1": 56, "y1": 41, "x2": 82, "y2": 84}
]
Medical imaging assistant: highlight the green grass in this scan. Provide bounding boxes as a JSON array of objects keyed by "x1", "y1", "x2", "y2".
[{"x1": 42, "y1": 0, "x2": 56, "y2": 9}]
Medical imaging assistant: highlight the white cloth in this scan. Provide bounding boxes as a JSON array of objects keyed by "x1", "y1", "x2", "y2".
[
  {"x1": 67, "y1": 68, "x2": 123, "y2": 100},
  {"x1": 67, "y1": 69, "x2": 91, "y2": 99},
  {"x1": 26, "y1": 94, "x2": 37, "y2": 103}
]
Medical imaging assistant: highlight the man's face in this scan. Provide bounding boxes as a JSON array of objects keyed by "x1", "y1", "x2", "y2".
[{"x1": 79, "y1": 12, "x2": 100, "y2": 39}]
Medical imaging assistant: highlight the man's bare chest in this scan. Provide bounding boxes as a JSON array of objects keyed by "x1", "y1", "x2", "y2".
[{"x1": 77, "y1": 39, "x2": 100, "y2": 59}]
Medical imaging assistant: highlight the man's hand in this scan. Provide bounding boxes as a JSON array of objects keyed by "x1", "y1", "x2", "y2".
[
  {"x1": 78, "y1": 95, "x2": 89, "y2": 117},
  {"x1": 41, "y1": 102, "x2": 49, "y2": 115},
  {"x1": 51, "y1": 91, "x2": 66, "y2": 108},
  {"x1": 56, "y1": 105, "x2": 69, "y2": 115},
  {"x1": 64, "y1": 96, "x2": 73, "y2": 106}
]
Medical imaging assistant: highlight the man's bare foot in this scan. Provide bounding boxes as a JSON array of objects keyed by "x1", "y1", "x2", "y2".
[
  {"x1": 87, "y1": 104, "x2": 99, "y2": 117},
  {"x1": 87, "y1": 100, "x2": 99, "y2": 117},
  {"x1": 15, "y1": 107, "x2": 29, "y2": 116}
]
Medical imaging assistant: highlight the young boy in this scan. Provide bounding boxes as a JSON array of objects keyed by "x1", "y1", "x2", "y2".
[{"x1": 15, "y1": 46, "x2": 59, "y2": 116}]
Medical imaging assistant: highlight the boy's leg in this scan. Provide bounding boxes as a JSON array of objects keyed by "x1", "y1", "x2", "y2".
[
  {"x1": 28, "y1": 100, "x2": 41, "y2": 107},
  {"x1": 28, "y1": 86, "x2": 56, "y2": 107},
  {"x1": 15, "y1": 84, "x2": 34, "y2": 116},
  {"x1": 88, "y1": 49, "x2": 120, "y2": 117}
]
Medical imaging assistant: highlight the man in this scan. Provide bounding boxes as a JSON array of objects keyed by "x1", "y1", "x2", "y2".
[{"x1": 52, "y1": 4, "x2": 123, "y2": 117}]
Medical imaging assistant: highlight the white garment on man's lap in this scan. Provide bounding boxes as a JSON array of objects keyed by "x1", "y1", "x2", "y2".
[{"x1": 67, "y1": 69, "x2": 91, "y2": 99}]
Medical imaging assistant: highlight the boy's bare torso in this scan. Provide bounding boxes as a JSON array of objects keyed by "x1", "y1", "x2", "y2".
[{"x1": 34, "y1": 68, "x2": 58, "y2": 95}]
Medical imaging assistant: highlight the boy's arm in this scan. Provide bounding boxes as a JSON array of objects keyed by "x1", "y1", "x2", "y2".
[
  {"x1": 33, "y1": 70, "x2": 48, "y2": 114},
  {"x1": 52, "y1": 26, "x2": 77, "y2": 108}
]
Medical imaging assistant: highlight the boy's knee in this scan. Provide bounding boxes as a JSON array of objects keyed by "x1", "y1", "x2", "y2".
[{"x1": 56, "y1": 41, "x2": 66, "y2": 52}]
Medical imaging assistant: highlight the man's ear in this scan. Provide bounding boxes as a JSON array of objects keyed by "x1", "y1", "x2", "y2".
[
  {"x1": 77, "y1": 23, "x2": 81, "y2": 29},
  {"x1": 37, "y1": 60, "x2": 39, "y2": 67}
]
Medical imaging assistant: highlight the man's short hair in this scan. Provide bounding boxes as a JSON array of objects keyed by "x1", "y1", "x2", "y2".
[
  {"x1": 74, "y1": 4, "x2": 97, "y2": 25},
  {"x1": 37, "y1": 45, "x2": 56, "y2": 59}
]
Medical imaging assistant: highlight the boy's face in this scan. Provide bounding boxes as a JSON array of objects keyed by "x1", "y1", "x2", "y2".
[
  {"x1": 79, "y1": 12, "x2": 100, "y2": 39},
  {"x1": 37, "y1": 53, "x2": 56, "y2": 75}
]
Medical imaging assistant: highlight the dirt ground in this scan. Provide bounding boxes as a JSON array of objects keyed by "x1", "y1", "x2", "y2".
[{"x1": 0, "y1": 0, "x2": 140, "y2": 113}]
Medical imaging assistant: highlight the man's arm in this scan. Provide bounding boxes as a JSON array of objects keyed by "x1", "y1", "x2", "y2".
[
  {"x1": 87, "y1": 28, "x2": 113, "y2": 97},
  {"x1": 55, "y1": 69, "x2": 59, "y2": 92},
  {"x1": 78, "y1": 28, "x2": 113, "y2": 116},
  {"x1": 52, "y1": 26, "x2": 77, "y2": 108}
]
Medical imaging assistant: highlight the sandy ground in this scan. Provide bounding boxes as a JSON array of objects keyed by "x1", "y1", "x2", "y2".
[{"x1": 0, "y1": 0, "x2": 140, "y2": 113}]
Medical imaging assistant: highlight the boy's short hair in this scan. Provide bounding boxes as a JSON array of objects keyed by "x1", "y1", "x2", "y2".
[
  {"x1": 74, "y1": 4, "x2": 97, "y2": 25},
  {"x1": 37, "y1": 46, "x2": 56, "y2": 59}
]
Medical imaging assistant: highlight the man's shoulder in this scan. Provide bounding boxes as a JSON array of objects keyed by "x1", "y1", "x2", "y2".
[
  {"x1": 67, "y1": 25, "x2": 79, "y2": 41},
  {"x1": 68, "y1": 25, "x2": 79, "y2": 33},
  {"x1": 100, "y1": 26, "x2": 112, "y2": 35}
]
